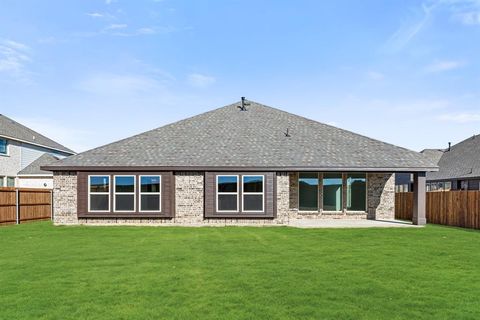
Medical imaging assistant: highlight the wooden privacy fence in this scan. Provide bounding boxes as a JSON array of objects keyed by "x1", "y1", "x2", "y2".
[
  {"x1": 0, "y1": 188, "x2": 52, "y2": 225},
  {"x1": 395, "y1": 191, "x2": 480, "y2": 229}
]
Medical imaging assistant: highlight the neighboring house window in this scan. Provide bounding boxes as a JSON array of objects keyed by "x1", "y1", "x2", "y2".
[
  {"x1": 140, "y1": 175, "x2": 161, "y2": 212},
  {"x1": 0, "y1": 176, "x2": 4, "y2": 187},
  {"x1": 323, "y1": 173, "x2": 343, "y2": 211},
  {"x1": 6, "y1": 177, "x2": 15, "y2": 187},
  {"x1": 444, "y1": 182, "x2": 452, "y2": 191},
  {"x1": 114, "y1": 176, "x2": 136, "y2": 212},
  {"x1": 242, "y1": 175, "x2": 264, "y2": 212},
  {"x1": 346, "y1": 173, "x2": 366, "y2": 211},
  {"x1": 89, "y1": 176, "x2": 110, "y2": 212},
  {"x1": 299, "y1": 173, "x2": 318, "y2": 211},
  {"x1": 217, "y1": 175, "x2": 239, "y2": 212},
  {"x1": 0, "y1": 138, "x2": 7, "y2": 155}
]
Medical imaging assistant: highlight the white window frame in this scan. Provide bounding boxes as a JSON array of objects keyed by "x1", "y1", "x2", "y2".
[
  {"x1": 113, "y1": 175, "x2": 136, "y2": 213},
  {"x1": 88, "y1": 175, "x2": 110, "y2": 212},
  {"x1": 242, "y1": 175, "x2": 265, "y2": 213},
  {"x1": 216, "y1": 175, "x2": 239, "y2": 212},
  {"x1": 139, "y1": 175, "x2": 162, "y2": 213}
]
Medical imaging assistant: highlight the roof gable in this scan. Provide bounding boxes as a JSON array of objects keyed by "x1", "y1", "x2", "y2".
[
  {"x1": 46, "y1": 101, "x2": 437, "y2": 171},
  {"x1": 0, "y1": 115, "x2": 75, "y2": 154},
  {"x1": 18, "y1": 153, "x2": 60, "y2": 175}
]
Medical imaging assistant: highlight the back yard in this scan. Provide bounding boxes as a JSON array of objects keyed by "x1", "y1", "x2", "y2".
[{"x1": 1, "y1": 223, "x2": 479, "y2": 320}]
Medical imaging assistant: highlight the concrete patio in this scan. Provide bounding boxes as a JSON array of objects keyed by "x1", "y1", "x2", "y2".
[{"x1": 289, "y1": 219, "x2": 420, "y2": 228}]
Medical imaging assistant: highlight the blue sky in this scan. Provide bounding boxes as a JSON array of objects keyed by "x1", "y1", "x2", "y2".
[{"x1": 1, "y1": 0, "x2": 479, "y2": 153}]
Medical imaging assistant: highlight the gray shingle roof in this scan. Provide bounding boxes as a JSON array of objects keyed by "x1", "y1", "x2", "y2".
[
  {"x1": 18, "y1": 153, "x2": 60, "y2": 175},
  {"x1": 420, "y1": 149, "x2": 444, "y2": 165},
  {"x1": 427, "y1": 135, "x2": 480, "y2": 181},
  {"x1": 0, "y1": 114, "x2": 75, "y2": 154},
  {"x1": 45, "y1": 100, "x2": 437, "y2": 171}
]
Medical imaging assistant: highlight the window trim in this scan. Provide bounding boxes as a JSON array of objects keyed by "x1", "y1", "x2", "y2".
[
  {"x1": 242, "y1": 175, "x2": 265, "y2": 213},
  {"x1": 139, "y1": 175, "x2": 162, "y2": 213},
  {"x1": 113, "y1": 175, "x2": 136, "y2": 213},
  {"x1": 88, "y1": 175, "x2": 111, "y2": 213},
  {"x1": 216, "y1": 175, "x2": 239, "y2": 213}
]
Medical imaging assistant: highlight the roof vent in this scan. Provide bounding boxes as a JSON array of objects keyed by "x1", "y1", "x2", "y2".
[
  {"x1": 285, "y1": 128, "x2": 291, "y2": 138},
  {"x1": 237, "y1": 97, "x2": 250, "y2": 111},
  {"x1": 448, "y1": 142, "x2": 451, "y2": 151}
]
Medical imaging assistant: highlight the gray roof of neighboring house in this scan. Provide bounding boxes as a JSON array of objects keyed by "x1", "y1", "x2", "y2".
[
  {"x1": 18, "y1": 153, "x2": 60, "y2": 175},
  {"x1": 420, "y1": 149, "x2": 445, "y2": 165},
  {"x1": 427, "y1": 135, "x2": 480, "y2": 181},
  {"x1": 44, "y1": 100, "x2": 438, "y2": 171},
  {"x1": 0, "y1": 114, "x2": 75, "y2": 154}
]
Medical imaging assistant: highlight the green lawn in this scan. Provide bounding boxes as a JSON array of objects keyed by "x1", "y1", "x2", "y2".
[{"x1": 1, "y1": 223, "x2": 479, "y2": 320}]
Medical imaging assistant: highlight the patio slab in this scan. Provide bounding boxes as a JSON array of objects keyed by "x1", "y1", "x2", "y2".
[{"x1": 289, "y1": 219, "x2": 421, "y2": 228}]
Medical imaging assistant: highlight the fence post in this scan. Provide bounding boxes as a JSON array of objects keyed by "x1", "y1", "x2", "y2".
[
  {"x1": 15, "y1": 189, "x2": 20, "y2": 225},
  {"x1": 51, "y1": 190, "x2": 54, "y2": 221}
]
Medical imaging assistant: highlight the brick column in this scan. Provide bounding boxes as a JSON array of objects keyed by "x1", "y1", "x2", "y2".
[{"x1": 413, "y1": 172, "x2": 426, "y2": 225}]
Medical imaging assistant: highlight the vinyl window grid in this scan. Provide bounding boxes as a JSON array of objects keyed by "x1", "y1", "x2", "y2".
[
  {"x1": 216, "y1": 175, "x2": 239, "y2": 213},
  {"x1": 113, "y1": 175, "x2": 136, "y2": 213},
  {"x1": 242, "y1": 175, "x2": 265, "y2": 212},
  {"x1": 88, "y1": 175, "x2": 110, "y2": 212},
  {"x1": 139, "y1": 175, "x2": 162, "y2": 213}
]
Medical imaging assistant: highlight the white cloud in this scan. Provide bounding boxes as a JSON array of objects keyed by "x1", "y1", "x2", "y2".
[
  {"x1": 106, "y1": 23, "x2": 127, "y2": 30},
  {"x1": 77, "y1": 73, "x2": 165, "y2": 95},
  {"x1": 87, "y1": 12, "x2": 104, "y2": 18},
  {"x1": 187, "y1": 73, "x2": 216, "y2": 88},
  {"x1": 454, "y1": 11, "x2": 480, "y2": 24},
  {"x1": 366, "y1": 71, "x2": 385, "y2": 80},
  {"x1": 438, "y1": 112, "x2": 480, "y2": 123},
  {"x1": 0, "y1": 39, "x2": 32, "y2": 82},
  {"x1": 425, "y1": 60, "x2": 465, "y2": 72}
]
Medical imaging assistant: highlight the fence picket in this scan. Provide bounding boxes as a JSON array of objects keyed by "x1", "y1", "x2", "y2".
[
  {"x1": 395, "y1": 191, "x2": 480, "y2": 229},
  {"x1": 0, "y1": 187, "x2": 52, "y2": 225}
]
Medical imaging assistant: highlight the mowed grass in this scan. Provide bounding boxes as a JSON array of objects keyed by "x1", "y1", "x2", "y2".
[{"x1": 1, "y1": 223, "x2": 479, "y2": 320}]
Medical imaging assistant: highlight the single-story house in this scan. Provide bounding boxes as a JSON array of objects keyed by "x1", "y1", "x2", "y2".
[
  {"x1": 427, "y1": 135, "x2": 480, "y2": 191},
  {"x1": 0, "y1": 114, "x2": 75, "y2": 188},
  {"x1": 43, "y1": 99, "x2": 437, "y2": 226}
]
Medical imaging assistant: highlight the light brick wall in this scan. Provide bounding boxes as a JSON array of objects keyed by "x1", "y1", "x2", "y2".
[
  {"x1": 367, "y1": 173, "x2": 395, "y2": 220},
  {"x1": 53, "y1": 171, "x2": 78, "y2": 225},
  {"x1": 52, "y1": 171, "x2": 395, "y2": 226}
]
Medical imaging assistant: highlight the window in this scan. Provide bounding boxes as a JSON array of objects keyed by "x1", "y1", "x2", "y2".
[
  {"x1": 0, "y1": 139, "x2": 7, "y2": 155},
  {"x1": 243, "y1": 175, "x2": 264, "y2": 212},
  {"x1": 114, "y1": 176, "x2": 135, "y2": 212},
  {"x1": 0, "y1": 177, "x2": 4, "y2": 187},
  {"x1": 299, "y1": 173, "x2": 318, "y2": 211},
  {"x1": 6, "y1": 177, "x2": 15, "y2": 187},
  {"x1": 444, "y1": 181, "x2": 452, "y2": 191},
  {"x1": 140, "y1": 175, "x2": 161, "y2": 212},
  {"x1": 323, "y1": 173, "x2": 343, "y2": 211},
  {"x1": 89, "y1": 176, "x2": 110, "y2": 212},
  {"x1": 347, "y1": 173, "x2": 366, "y2": 211},
  {"x1": 217, "y1": 175, "x2": 239, "y2": 212}
]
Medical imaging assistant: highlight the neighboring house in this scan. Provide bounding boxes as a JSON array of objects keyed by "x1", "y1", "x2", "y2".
[
  {"x1": 0, "y1": 114, "x2": 75, "y2": 188},
  {"x1": 427, "y1": 135, "x2": 480, "y2": 191},
  {"x1": 43, "y1": 99, "x2": 437, "y2": 226},
  {"x1": 17, "y1": 153, "x2": 60, "y2": 188},
  {"x1": 395, "y1": 149, "x2": 445, "y2": 192}
]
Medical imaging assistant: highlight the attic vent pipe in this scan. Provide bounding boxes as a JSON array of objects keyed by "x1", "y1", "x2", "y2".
[
  {"x1": 448, "y1": 142, "x2": 451, "y2": 151},
  {"x1": 238, "y1": 97, "x2": 250, "y2": 111},
  {"x1": 285, "y1": 128, "x2": 291, "y2": 137}
]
